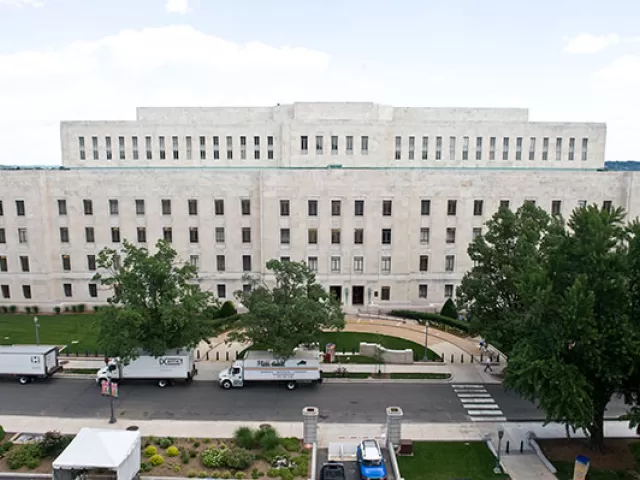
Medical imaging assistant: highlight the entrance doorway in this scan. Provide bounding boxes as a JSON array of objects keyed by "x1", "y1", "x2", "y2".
[
  {"x1": 329, "y1": 286, "x2": 342, "y2": 303},
  {"x1": 352, "y1": 286, "x2": 364, "y2": 306}
]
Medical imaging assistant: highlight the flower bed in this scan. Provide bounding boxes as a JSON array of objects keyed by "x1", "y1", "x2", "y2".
[{"x1": 0, "y1": 430, "x2": 73, "y2": 474}]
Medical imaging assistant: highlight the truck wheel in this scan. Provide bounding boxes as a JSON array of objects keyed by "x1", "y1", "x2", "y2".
[
  {"x1": 157, "y1": 380, "x2": 169, "y2": 388},
  {"x1": 286, "y1": 381, "x2": 297, "y2": 391},
  {"x1": 221, "y1": 380, "x2": 232, "y2": 390},
  {"x1": 18, "y1": 376, "x2": 30, "y2": 385}
]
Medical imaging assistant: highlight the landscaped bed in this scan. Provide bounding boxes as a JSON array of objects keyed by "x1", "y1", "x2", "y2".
[
  {"x1": 538, "y1": 438, "x2": 640, "y2": 479},
  {"x1": 0, "y1": 425, "x2": 309, "y2": 480},
  {"x1": 396, "y1": 441, "x2": 510, "y2": 480}
]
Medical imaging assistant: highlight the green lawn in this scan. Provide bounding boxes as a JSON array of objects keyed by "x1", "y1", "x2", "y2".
[
  {"x1": 397, "y1": 442, "x2": 509, "y2": 480},
  {"x1": 319, "y1": 331, "x2": 441, "y2": 361},
  {"x1": 334, "y1": 354, "x2": 382, "y2": 364},
  {"x1": 389, "y1": 372, "x2": 451, "y2": 380},
  {"x1": 0, "y1": 314, "x2": 100, "y2": 353},
  {"x1": 322, "y1": 372, "x2": 370, "y2": 379}
]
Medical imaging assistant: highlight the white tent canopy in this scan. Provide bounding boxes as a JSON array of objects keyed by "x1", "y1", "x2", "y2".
[{"x1": 53, "y1": 428, "x2": 141, "y2": 480}]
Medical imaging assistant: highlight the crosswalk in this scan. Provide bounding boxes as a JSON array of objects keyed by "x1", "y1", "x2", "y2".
[{"x1": 452, "y1": 384, "x2": 506, "y2": 422}]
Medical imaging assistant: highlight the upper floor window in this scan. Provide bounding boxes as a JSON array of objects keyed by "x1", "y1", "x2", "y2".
[
  {"x1": 92, "y1": 136, "x2": 99, "y2": 160},
  {"x1": 346, "y1": 136, "x2": 354, "y2": 155},
  {"x1": 301, "y1": 136, "x2": 308, "y2": 153},
  {"x1": 581, "y1": 138, "x2": 588, "y2": 161},
  {"x1": 395, "y1": 136, "x2": 401, "y2": 160},
  {"x1": 361, "y1": 136, "x2": 369, "y2": 154},
  {"x1": 16, "y1": 200, "x2": 25, "y2": 216},
  {"x1": 331, "y1": 136, "x2": 338, "y2": 154},
  {"x1": 78, "y1": 137, "x2": 86, "y2": 160},
  {"x1": 382, "y1": 200, "x2": 392, "y2": 216},
  {"x1": 447, "y1": 200, "x2": 457, "y2": 216},
  {"x1": 280, "y1": 200, "x2": 290, "y2": 217},
  {"x1": 331, "y1": 200, "x2": 341, "y2": 216},
  {"x1": 308, "y1": 200, "x2": 318, "y2": 216},
  {"x1": 316, "y1": 136, "x2": 323, "y2": 154},
  {"x1": 57, "y1": 199, "x2": 67, "y2": 216},
  {"x1": 354, "y1": 200, "x2": 364, "y2": 216}
]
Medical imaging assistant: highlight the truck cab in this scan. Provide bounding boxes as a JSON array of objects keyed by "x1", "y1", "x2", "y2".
[{"x1": 218, "y1": 362, "x2": 244, "y2": 389}]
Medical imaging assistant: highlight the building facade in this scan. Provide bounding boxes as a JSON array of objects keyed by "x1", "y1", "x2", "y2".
[{"x1": 0, "y1": 102, "x2": 637, "y2": 313}]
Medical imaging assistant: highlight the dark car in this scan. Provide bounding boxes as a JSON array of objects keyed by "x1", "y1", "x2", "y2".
[{"x1": 319, "y1": 461, "x2": 346, "y2": 480}]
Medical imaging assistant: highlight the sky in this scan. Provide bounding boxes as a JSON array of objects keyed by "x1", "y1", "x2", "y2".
[{"x1": 0, "y1": 0, "x2": 639, "y2": 165}]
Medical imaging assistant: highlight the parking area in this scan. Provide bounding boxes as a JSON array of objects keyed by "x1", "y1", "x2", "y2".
[{"x1": 316, "y1": 444, "x2": 395, "y2": 480}]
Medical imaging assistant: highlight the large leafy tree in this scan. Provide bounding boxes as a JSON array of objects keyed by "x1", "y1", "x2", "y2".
[
  {"x1": 459, "y1": 203, "x2": 640, "y2": 450},
  {"x1": 230, "y1": 259, "x2": 344, "y2": 358},
  {"x1": 93, "y1": 239, "x2": 227, "y2": 362}
]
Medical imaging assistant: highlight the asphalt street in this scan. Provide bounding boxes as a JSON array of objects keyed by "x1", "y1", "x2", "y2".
[{"x1": 0, "y1": 378, "x2": 630, "y2": 423}]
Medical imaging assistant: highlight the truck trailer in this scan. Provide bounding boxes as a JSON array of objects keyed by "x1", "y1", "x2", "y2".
[
  {"x1": 96, "y1": 349, "x2": 197, "y2": 388},
  {"x1": 0, "y1": 345, "x2": 63, "y2": 385},
  {"x1": 218, "y1": 349, "x2": 322, "y2": 390}
]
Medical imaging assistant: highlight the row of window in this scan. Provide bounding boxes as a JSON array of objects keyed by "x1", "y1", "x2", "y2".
[{"x1": 1, "y1": 197, "x2": 612, "y2": 220}]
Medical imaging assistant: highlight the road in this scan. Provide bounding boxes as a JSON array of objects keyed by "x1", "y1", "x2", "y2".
[{"x1": 0, "y1": 378, "x2": 630, "y2": 423}]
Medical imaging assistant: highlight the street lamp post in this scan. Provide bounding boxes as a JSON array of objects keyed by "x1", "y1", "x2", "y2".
[
  {"x1": 33, "y1": 317, "x2": 40, "y2": 345},
  {"x1": 494, "y1": 428, "x2": 505, "y2": 473},
  {"x1": 423, "y1": 321, "x2": 430, "y2": 361},
  {"x1": 104, "y1": 363, "x2": 118, "y2": 424}
]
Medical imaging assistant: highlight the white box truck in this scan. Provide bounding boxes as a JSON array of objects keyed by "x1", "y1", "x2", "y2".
[
  {"x1": 96, "y1": 349, "x2": 197, "y2": 388},
  {"x1": 218, "y1": 349, "x2": 322, "y2": 391},
  {"x1": 0, "y1": 345, "x2": 63, "y2": 385}
]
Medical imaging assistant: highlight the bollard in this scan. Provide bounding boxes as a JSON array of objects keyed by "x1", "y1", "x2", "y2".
[
  {"x1": 471, "y1": 354, "x2": 474, "y2": 363},
  {"x1": 461, "y1": 354, "x2": 464, "y2": 363},
  {"x1": 520, "y1": 441, "x2": 524, "y2": 453},
  {"x1": 197, "y1": 350, "x2": 200, "y2": 360},
  {"x1": 226, "y1": 351, "x2": 229, "y2": 361},
  {"x1": 236, "y1": 350, "x2": 239, "y2": 359},
  {"x1": 342, "y1": 348, "x2": 346, "y2": 354},
  {"x1": 506, "y1": 441, "x2": 510, "y2": 454},
  {"x1": 205, "y1": 351, "x2": 209, "y2": 361},
  {"x1": 497, "y1": 354, "x2": 501, "y2": 363},
  {"x1": 451, "y1": 354, "x2": 454, "y2": 363},
  {"x1": 216, "y1": 351, "x2": 219, "y2": 361},
  {"x1": 490, "y1": 354, "x2": 494, "y2": 362},
  {"x1": 84, "y1": 349, "x2": 88, "y2": 357},
  {"x1": 480, "y1": 353, "x2": 484, "y2": 362}
]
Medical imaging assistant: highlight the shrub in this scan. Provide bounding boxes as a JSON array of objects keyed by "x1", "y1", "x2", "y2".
[
  {"x1": 223, "y1": 448, "x2": 254, "y2": 470},
  {"x1": 166, "y1": 445, "x2": 180, "y2": 457},
  {"x1": 220, "y1": 471, "x2": 232, "y2": 479},
  {"x1": 93, "y1": 306, "x2": 100, "y2": 312},
  {"x1": 32, "y1": 306, "x2": 39, "y2": 313},
  {"x1": 193, "y1": 440, "x2": 200, "y2": 448},
  {"x1": 280, "y1": 438, "x2": 300, "y2": 452},
  {"x1": 234, "y1": 426, "x2": 256, "y2": 450},
  {"x1": 157, "y1": 437, "x2": 173, "y2": 448},
  {"x1": 292, "y1": 456, "x2": 309, "y2": 476},
  {"x1": 440, "y1": 298, "x2": 458, "y2": 320},
  {"x1": 198, "y1": 472, "x2": 207, "y2": 478},
  {"x1": 0, "y1": 425, "x2": 5, "y2": 442},
  {"x1": 219, "y1": 300, "x2": 238, "y2": 318},
  {"x1": 143, "y1": 445, "x2": 158, "y2": 457},
  {"x1": 267, "y1": 468, "x2": 280, "y2": 478},
  {"x1": 140, "y1": 462, "x2": 152, "y2": 472},
  {"x1": 9, "y1": 305, "x2": 17, "y2": 314},
  {"x1": 54, "y1": 306, "x2": 61, "y2": 315},
  {"x1": 236, "y1": 472, "x2": 246, "y2": 480},
  {"x1": 256, "y1": 426, "x2": 280, "y2": 451},
  {"x1": 388, "y1": 309, "x2": 470, "y2": 333},
  {"x1": 201, "y1": 448, "x2": 226, "y2": 468},
  {"x1": 203, "y1": 438, "x2": 211, "y2": 444},
  {"x1": 71, "y1": 305, "x2": 78, "y2": 313},
  {"x1": 77, "y1": 304, "x2": 86, "y2": 313},
  {"x1": 0, "y1": 441, "x2": 14, "y2": 456},
  {"x1": 26, "y1": 307, "x2": 32, "y2": 314},
  {"x1": 6, "y1": 443, "x2": 42, "y2": 469},
  {"x1": 260, "y1": 446, "x2": 289, "y2": 463},
  {"x1": 187, "y1": 471, "x2": 197, "y2": 478},
  {"x1": 252, "y1": 468, "x2": 260, "y2": 480},
  {"x1": 173, "y1": 465, "x2": 181, "y2": 473},
  {"x1": 0, "y1": 306, "x2": 7, "y2": 313},
  {"x1": 279, "y1": 470, "x2": 294, "y2": 480},
  {"x1": 40, "y1": 431, "x2": 72, "y2": 457},
  {"x1": 190, "y1": 449, "x2": 197, "y2": 458},
  {"x1": 149, "y1": 454, "x2": 164, "y2": 466},
  {"x1": 181, "y1": 450, "x2": 190, "y2": 464}
]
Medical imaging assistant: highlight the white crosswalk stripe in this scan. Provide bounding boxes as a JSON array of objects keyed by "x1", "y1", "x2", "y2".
[{"x1": 451, "y1": 384, "x2": 505, "y2": 422}]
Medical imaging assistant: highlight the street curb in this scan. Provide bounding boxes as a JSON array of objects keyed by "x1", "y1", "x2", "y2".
[{"x1": 57, "y1": 373, "x2": 95, "y2": 379}]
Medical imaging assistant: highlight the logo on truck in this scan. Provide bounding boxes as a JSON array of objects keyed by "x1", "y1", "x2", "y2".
[
  {"x1": 159, "y1": 357, "x2": 183, "y2": 366},
  {"x1": 257, "y1": 360, "x2": 285, "y2": 367}
]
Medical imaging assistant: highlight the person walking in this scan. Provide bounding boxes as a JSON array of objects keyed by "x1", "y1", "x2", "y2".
[{"x1": 484, "y1": 356, "x2": 493, "y2": 373}]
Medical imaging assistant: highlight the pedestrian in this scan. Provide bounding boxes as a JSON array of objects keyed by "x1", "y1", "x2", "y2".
[{"x1": 484, "y1": 357, "x2": 493, "y2": 373}]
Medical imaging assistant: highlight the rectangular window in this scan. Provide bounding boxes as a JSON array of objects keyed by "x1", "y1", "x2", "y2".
[
  {"x1": 190, "y1": 255, "x2": 200, "y2": 270},
  {"x1": 361, "y1": 136, "x2": 369, "y2": 154},
  {"x1": 581, "y1": 138, "x2": 588, "y2": 161},
  {"x1": 226, "y1": 136, "x2": 233, "y2": 160},
  {"x1": 568, "y1": 137, "x2": 575, "y2": 161},
  {"x1": 381, "y1": 256, "x2": 391, "y2": 273},
  {"x1": 308, "y1": 228, "x2": 318, "y2": 244},
  {"x1": 500, "y1": 200, "x2": 510, "y2": 210},
  {"x1": 381, "y1": 286, "x2": 390, "y2": 301},
  {"x1": 489, "y1": 137, "x2": 496, "y2": 160},
  {"x1": 529, "y1": 137, "x2": 536, "y2": 161},
  {"x1": 445, "y1": 255, "x2": 455, "y2": 272},
  {"x1": 216, "y1": 255, "x2": 226, "y2": 272},
  {"x1": 137, "y1": 227, "x2": 147, "y2": 243},
  {"x1": 316, "y1": 135, "x2": 323, "y2": 154},
  {"x1": 242, "y1": 255, "x2": 252, "y2": 272},
  {"x1": 420, "y1": 227, "x2": 430, "y2": 244},
  {"x1": 421, "y1": 199, "x2": 431, "y2": 216},
  {"x1": 135, "y1": 199, "x2": 145, "y2": 215},
  {"x1": 59, "y1": 227, "x2": 69, "y2": 243},
  {"x1": 241, "y1": 199, "x2": 251, "y2": 215},
  {"x1": 172, "y1": 136, "x2": 179, "y2": 160},
  {"x1": 472, "y1": 227, "x2": 482, "y2": 240},
  {"x1": 79, "y1": 137, "x2": 86, "y2": 160},
  {"x1": 92, "y1": 136, "x2": 99, "y2": 160},
  {"x1": 555, "y1": 138, "x2": 562, "y2": 161},
  {"x1": 111, "y1": 227, "x2": 120, "y2": 243},
  {"x1": 87, "y1": 254, "x2": 96, "y2": 271},
  {"x1": 476, "y1": 137, "x2": 482, "y2": 161},
  {"x1": 163, "y1": 227, "x2": 173, "y2": 243},
  {"x1": 473, "y1": 200, "x2": 484, "y2": 216},
  {"x1": 382, "y1": 200, "x2": 392, "y2": 216},
  {"x1": 462, "y1": 136, "x2": 469, "y2": 160},
  {"x1": 215, "y1": 227, "x2": 225, "y2": 244},
  {"x1": 58, "y1": 199, "x2": 67, "y2": 215},
  {"x1": 213, "y1": 136, "x2": 220, "y2": 159},
  {"x1": 445, "y1": 284, "x2": 454, "y2": 298},
  {"x1": 1, "y1": 285, "x2": 9, "y2": 299},
  {"x1": 243, "y1": 284, "x2": 252, "y2": 295},
  {"x1": 106, "y1": 136, "x2": 112, "y2": 160},
  {"x1": 542, "y1": 137, "x2": 549, "y2": 161},
  {"x1": 551, "y1": 200, "x2": 562, "y2": 216},
  {"x1": 447, "y1": 199, "x2": 457, "y2": 216},
  {"x1": 0, "y1": 228, "x2": 4, "y2": 244},
  {"x1": 89, "y1": 283, "x2": 98, "y2": 298},
  {"x1": 63, "y1": 283, "x2": 72, "y2": 298},
  {"x1": 119, "y1": 136, "x2": 125, "y2": 160},
  {"x1": 0, "y1": 256, "x2": 6, "y2": 272},
  {"x1": 254, "y1": 136, "x2": 260, "y2": 159},
  {"x1": 145, "y1": 136, "x2": 152, "y2": 160},
  {"x1": 20, "y1": 255, "x2": 29, "y2": 272},
  {"x1": 188, "y1": 199, "x2": 198, "y2": 216},
  {"x1": 301, "y1": 136, "x2": 308, "y2": 153},
  {"x1": 85, "y1": 227, "x2": 95, "y2": 243},
  {"x1": 381, "y1": 228, "x2": 392, "y2": 245},
  {"x1": 419, "y1": 255, "x2": 429, "y2": 272},
  {"x1": 419, "y1": 284, "x2": 428, "y2": 299},
  {"x1": 354, "y1": 228, "x2": 364, "y2": 245},
  {"x1": 354, "y1": 200, "x2": 364, "y2": 216},
  {"x1": 449, "y1": 136, "x2": 456, "y2": 160},
  {"x1": 113, "y1": 255, "x2": 121, "y2": 270},
  {"x1": 109, "y1": 199, "x2": 119, "y2": 215},
  {"x1": 242, "y1": 227, "x2": 251, "y2": 243},
  {"x1": 446, "y1": 227, "x2": 456, "y2": 244},
  {"x1": 331, "y1": 229, "x2": 341, "y2": 245},
  {"x1": 516, "y1": 137, "x2": 523, "y2": 160},
  {"x1": 132, "y1": 136, "x2": 139, "y2": 160},
  {"x1": 353, "y1": 256, "x2": 364, "y2": 273},
  {"x1": 22, "y1": 285, "x2": 32, "y2": 299},
  {"x1": 346, "y1": 136, "x2": 354, "y2": 155},
  {"x1": 408, "y1": 136, "x2": 415, "y2": 160},
  {"x1": 395, "y1": 136, "x2": 402, "y2": 160},
  {"x1": 18, "y1": 228, "x2": 28, "y2": 244},
  {"x1": 331, "y1": 256, "x2": 341, "y2": 273},
  {"x1": 502, "y1": 137, "x2": 509, "y2": 160},
  {"x1": 159, "y1": 136, "x2": 166, "y2": 160},
  {"x1": 185, "y1": 136, "x2": 192, "y2": 160},
  {"x1": 435, "y1": 136, "x2": 442, "y2": 160},
  {"x1": 214, "y1": 199, "x2": 225, "y2": 215},
  {"x1": 240, "y1": 136, "x2": 246, "y2": 159},
  {"x1": 603, "y1": 200, "x2": 612, "y2": 213},
  {"x1": 280, "y1": 228, "x2": 290, "y2": 245},
  {"x1": 61, "y1": 254, "x2": 71, "y2": 271},
  {"x1": 162, "y1": 199, "x2": 172, "y2": 215},
  {"x1": 422, "y1": 136, "x2": 429, "y2": 160},
  {"x1": 200, "y1": 136, "x2": 207, "y2": 160},
  {"x1": 280, "y1": 200, "x2": 290, "y2": 217},
  {"x1": 267, "y1": 136, "x2": 274, "y2": 160},
  {"x1": 16, "y1": 200, "x2": 25, "y2": 216},
  {"x1": 217, "y1": 284, "x2": 226, "y2": 298},
  {"x1": 331, "y1": 135, "x2": 338, "y2": 154},
  {"x1": 0, "y1": 200, "x2": 3, "y2": 216},
  {"x1": 308, "y1": 200, "x2": 318, "y2": 216},
  {"x1": 331, "y1": 200, "x2": 341, "y2": 216}
]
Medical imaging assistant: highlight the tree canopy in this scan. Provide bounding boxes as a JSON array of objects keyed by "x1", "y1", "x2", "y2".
[
  {"x1": 457, "y1": 203, "x2": 640, "y2": 450},
  {"x1": 230, "y1": 259, "x2": 344, "y2": 358},
  {"x1": 93, "y1": 239, "x2": 229, "y2": 362}
]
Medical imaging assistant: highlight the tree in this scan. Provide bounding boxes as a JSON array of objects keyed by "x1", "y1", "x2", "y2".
[
  {"x1": 230, "y1": 259, "x2": 344, "y2": 358},
  {"x1": 459, "y1": 203, "x2": 640, "y2": 450},
  {"x1": 439, "y1": 298, "x2": 458, "y2": 320},
  {"x1": 93, "y1": 239, "x2": 227, "y2": 362}
]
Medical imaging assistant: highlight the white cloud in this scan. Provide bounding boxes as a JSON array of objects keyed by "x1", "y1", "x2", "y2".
[
  {"x1": 0, "y1": 25, "x2": 383, "y2": 165},
  {"x1": 564, "y1": 33, "x2": 620, "y2": 54},
  {"x1": 165, "y1": 0, "x2": 189, "y2": 15},
  {"x1": 0, "y1": 0, "x2": 45, "y2": 6}
]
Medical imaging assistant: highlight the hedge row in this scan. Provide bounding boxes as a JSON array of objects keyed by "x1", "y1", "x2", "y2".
[{"x1": 387, "y1": 310, "x2": 471, "y2": 333}]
